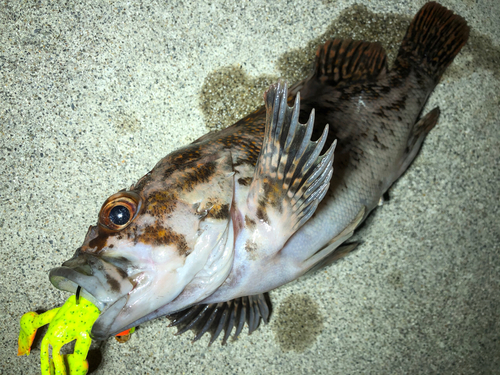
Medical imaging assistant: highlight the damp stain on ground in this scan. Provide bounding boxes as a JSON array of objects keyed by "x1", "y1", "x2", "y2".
[
  {"x1": 272, "y1": 294, "x2": 323, "y2": 352},
  {"x1": 200, "y1": 67, "x2": 276, "y2": 132},
  {"x1": 199, "y1": 4, "x2": 498, "y2": 132},
  {"x1": 387, "y1": 269, "x2": 404, "y2": 289},
  {"x1": 446, "y1": 29, "x2": 500, "y2": 81},
  {"x1": 113, "y1": 110, "x2": 141, "y2": 134},
  {"x1": 199, "y1": 4, "x2": 410, "y2": 132}
]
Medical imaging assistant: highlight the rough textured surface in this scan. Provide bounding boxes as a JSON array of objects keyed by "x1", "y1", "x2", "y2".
[{"x1": 1, "y1": 0, "x2": 499, "y2": 374}]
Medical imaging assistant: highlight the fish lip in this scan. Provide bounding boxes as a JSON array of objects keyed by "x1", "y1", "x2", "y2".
[
  {"x1": 90, "y1": 294, "x2": 129, "y2": 340},
  {"x1": 49, "y1": 266, "x2": 106, "y2": 310},
  {"x1": 49, "y1": 253, "x2": 134, "y2": 339}
]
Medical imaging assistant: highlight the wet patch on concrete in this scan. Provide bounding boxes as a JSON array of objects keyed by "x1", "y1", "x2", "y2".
[
  {"x1": 446, "y1": 30, "x2": 500, "y2": 80},
  {"x1": 199, "y1": 4, "x2": 490, "y2": 132},
  {"x1": 387, "y1": 269, "x2": 404, "y2": 289},
  {"x1": 113, "y1": 110, "x2": 141, "y2": 134},
  {"x1": 200, "y1": 66, "x2": 276, "y2": 131},
  {"x1": 272, "y1": 294, "x2": 323, "y2": 352},
  {"x1": 199, "y1": 4, "x2": 411, "y2": 131}
]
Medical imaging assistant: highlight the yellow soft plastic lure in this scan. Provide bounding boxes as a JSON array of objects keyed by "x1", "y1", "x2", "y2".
[{"x1": 18, "y1": 295, "x2": 99, "y2": 375}]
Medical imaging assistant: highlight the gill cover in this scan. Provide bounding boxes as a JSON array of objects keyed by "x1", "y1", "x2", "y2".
[{"x1": 50, "y1": 151, "x2": 236, "y2": 339}]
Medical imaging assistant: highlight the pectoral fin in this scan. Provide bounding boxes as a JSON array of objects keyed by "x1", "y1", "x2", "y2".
[{"x1": 244, "y1": 82, "x2": 335, "y2": 253}]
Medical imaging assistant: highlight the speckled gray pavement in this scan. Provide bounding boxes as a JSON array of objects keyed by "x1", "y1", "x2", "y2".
[{"x1": 1, "y1": 0, "x2": 499, "y2": 374}]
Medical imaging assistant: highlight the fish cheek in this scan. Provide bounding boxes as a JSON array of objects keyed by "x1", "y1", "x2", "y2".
[
  {"x1": 136, "y1": 223, "x2": 189, "y2": 256},
  {"x1": 144, "y1": 191, "x2": 178, "y2": 217},
  {"x1": 85, "y1": 227, "x2": 118, "y2": 254},
  {"x1": 82, "y1": 223, "x2": 136, "y2": 255}
]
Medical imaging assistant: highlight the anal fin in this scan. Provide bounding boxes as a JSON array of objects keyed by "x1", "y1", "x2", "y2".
[
  {"x1": 305, "y1": 242, "x2": 359, "y2": 275},
  {"x1": 408, "y1": 107, "x2": 440, "y2": 151},
  {"x1": 397, "y1": 107, "x2": 440, "y2": 177}
]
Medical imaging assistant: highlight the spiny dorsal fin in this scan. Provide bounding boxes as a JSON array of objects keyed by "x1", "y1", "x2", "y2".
[
  {"x1": 247, "y1": 81, "x2": 335, "y2": 234},
  {"x1": 313, "y1": 39, "x2": 388, "y2": 86}
]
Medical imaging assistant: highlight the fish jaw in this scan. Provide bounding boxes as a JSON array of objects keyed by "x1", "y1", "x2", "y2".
[
  {"x1": 49, "y1": 252, "x2": 135, "y2": 340},
  {"x1": 49, "y1": 240, "x2": 198, "y2": 339},
  {"x1": 49, "y1": 207, "x2": 236, "y2": 339},
  {"x1": 49, "y1": 253, "x2": 133, "y2": 310}
]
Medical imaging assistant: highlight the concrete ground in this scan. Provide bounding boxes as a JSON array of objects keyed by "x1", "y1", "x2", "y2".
[{"x1": 1, "y1": 0, "x2": 499, "y2": 374}]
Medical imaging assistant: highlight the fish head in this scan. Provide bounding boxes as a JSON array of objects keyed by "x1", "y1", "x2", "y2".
[{"x1": 49, "y1": 151, "x2": 235, "y2": 340}]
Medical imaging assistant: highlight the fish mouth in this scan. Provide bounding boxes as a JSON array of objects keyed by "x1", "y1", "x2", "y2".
[{"x1": 49, "y1": 253, "x2": 134, "y2": 340}]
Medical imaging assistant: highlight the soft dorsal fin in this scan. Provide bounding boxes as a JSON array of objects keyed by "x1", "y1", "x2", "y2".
[{"x1": 313, "y1": 39, "x2": 388, "y2": 86}]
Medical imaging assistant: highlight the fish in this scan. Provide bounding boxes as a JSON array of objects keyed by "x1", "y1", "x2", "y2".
[{"x1": 48, "y1": 2, "x2": 469, "y2": 344}]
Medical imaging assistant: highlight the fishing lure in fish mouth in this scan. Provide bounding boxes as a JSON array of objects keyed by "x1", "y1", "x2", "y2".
[
  {"x1": 19, "y1": 2, "x2": 469, "y2": 371},
  {"x1": 18, "y1": 295, "x2": 100, "y2": 375},
  {"x1": 17, "y1": 292, "x2": 136, "y2": 375}
]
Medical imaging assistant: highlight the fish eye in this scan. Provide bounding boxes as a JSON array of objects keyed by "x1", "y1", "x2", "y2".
[
  {"x1": 99, "y1": 191, "x2": 141, "y2": 231},
  {"x1": 109, "y1": 205, "x2": 131, "y2": 226}
]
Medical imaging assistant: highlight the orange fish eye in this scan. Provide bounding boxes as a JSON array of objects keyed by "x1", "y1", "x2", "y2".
[{"x1": 99, "y1": 191, "x2": 141, "y2": 231}]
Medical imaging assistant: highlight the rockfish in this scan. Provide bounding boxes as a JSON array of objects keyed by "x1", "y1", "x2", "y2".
[{"x1": 49, "y1": 2, "x2": 469, "y2": 344}]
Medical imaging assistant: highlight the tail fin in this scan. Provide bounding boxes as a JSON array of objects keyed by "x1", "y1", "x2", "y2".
[{"x1": 396, "y1": 2, "x2": 469, "y2": 81}]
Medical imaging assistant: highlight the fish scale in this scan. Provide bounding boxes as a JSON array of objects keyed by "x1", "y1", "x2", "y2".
[{"x1": 295, "y1": 72, "x2": 434, "y2": 245}]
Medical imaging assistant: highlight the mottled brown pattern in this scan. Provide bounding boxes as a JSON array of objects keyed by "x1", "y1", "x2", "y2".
[
  {"x1": 145, "y1": 191, "x2": 178, "y2": 217},
  {"x1": 373, "y1": 134, "x2": 389, "y2": 150},
  {"x1": 126, "y1": 224, "x2": 138, "y2": 242},
  {"x1": 382, "y1": 94, "x2": 408, "y2": 111},
  {"x1": 155, "y1": 143, "x2": 204, "y2": 179},
  {"x1": 245, "y1": 239, "x2": 257, "y2": 260},
  {"x1": 237, "y1": 177, "x2": 253, "y2": 186},
  {"x1": 244, "y1": 215, "x2": 256, "y2": 229},
  {"x1": 256, "y1": 204, "x2": 269, "y2": 224},
  {"x1": 172, "y1": 161, "x2": 217, "y2": 192},
  {"x1": 138, "y1": 224, "x2": 189, "y2": 255},
  {"x1": 262, "y1": 180, "x2": 283, "y2": 209},
  {"x1": 206, "y1": 201, "x2": 230, "y2": 220},
  {"x1": 171, "y1": 148, "x2": 203, "y2": 165},
  {"x1": 87, "y1": 226, "x2": 116, "y2": 253},
  {"x1": 106, "y1": 273, "x2": 121, "y2": 292},
  {"x1": 214, "y1": 107, "x2": 266, "y2": 167},
  {"x1": 132, "y1": 172, "x2": 153, "y2": 191},
  {"x1": 162, "y1": 147, "x2": 204, "y2": 180}
]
